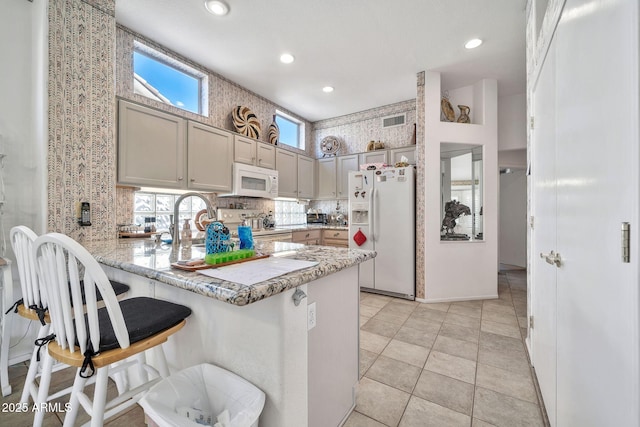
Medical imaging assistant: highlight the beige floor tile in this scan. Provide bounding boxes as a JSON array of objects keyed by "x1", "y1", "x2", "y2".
[
  {"x1": 360, "y1": 349, "x2": 379, "y2": 378},
  {"x1": 473, "y1": 387, "x2": 543, "y2": 427},
  {"x1": 399, "y1": 395, "x2": 470, "y2": 427},
  {"x1": 517, "y1": 316, "x2": 528, "y2": 328},
  {"x1": 343, "y1": 410, "x2": 388, "y2": 427},
  {"x1": 361, "y1": 304, "x2": 383, "y2": 318},
  {"x1": 432, "y1": 335, "x2": 478, "y2": 362},
  {"x1": 373, "y1": 309, "x2": 412, "y2": 325},
  {"x1": 355, "y1": 377, "x2": 411, "y2": 427},
  {"x1": 476, "y1": 363, "x2": 537, "y2": 404},
  {"x1": 381, "y1": 340, "x2": 430, "y2": 368},
  {"x1": 479, "y1": 332, "x2": 525, "y2": 354},
  {"x1": 104, "y1": 404, "x2": 144, "y2": 426},
  {"x1": 482, "y1": 301, "x2": 516, "y2": 315},
  {"x1": 403, "y1": 315, "x2": 443, "y2": 334},
  {"x1": 477, "y1": 347, "x2": 531, "y2": 376},
  {"x1": 451, "y1": 300, "x2": 484, "y2": 308},
  {"x1": 480, "y1": 319, "x2": 522, "y2": 339},
  {"x1": 413, "y1": 370, "x2": 474, "y2": 415},
  {"x1": 365, "y1": 355, "x2": 422, "y2": 393},
  {"x1": 394, "y1": 325, "x2": 438, "y2": 349},
  {"x1": 447, "y1": 304, "x2": 482, "y2": 319},
  {"x1": 439, "y1": 323, "x2": 480, "y2": 344},
  {"x1": 473, "y1": 418, "x2": 498, "y2": 427},
  {"x1": 482, "y1": 310, "x2": 519, "y2": 327},
  {"x1": 360, "y1": 330, "x2": 392, "y2": 354},
  {"x1": 424, "y1": 351, "x2": 476, "y2": 384},
  {"x1": 361, "y1": 295, "x2": 392, "y2": 309},
  {"x1": 421, "y1": 302, "x2": 451, "y2": 312},
  {"x1": 361, "y1": 318, "x2": 402, "y2": 338},
  {"x1": 444, "y1": 312, "x2": 481, "y2": 330},
  {"x1": 411, "y1": 307, "x2": 447, "y2": 322},
  {"x1": 380, "y1": 301, "x2": 417, "y2": 317},
  {"x1": 360, "y1": 315, "x2": 371, "y2": 327}
]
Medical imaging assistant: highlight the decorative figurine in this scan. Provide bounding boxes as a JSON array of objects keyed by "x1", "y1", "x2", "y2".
[
  {"x1": 441, "y1": 200, "x2": 471, "y2": 240},
  {"x1": 456, "y1": 105, "x2": 471, "y2": 123}
]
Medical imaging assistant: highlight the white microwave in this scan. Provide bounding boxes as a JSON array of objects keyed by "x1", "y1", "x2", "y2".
[{"x1": 220, "y1": 163, "x2": 279, "y2": 199}]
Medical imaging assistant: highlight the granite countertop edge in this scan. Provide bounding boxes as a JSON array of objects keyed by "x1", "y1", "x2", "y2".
[{"x1": 89, "y1": 241, "x2": 375, "y2": 307}]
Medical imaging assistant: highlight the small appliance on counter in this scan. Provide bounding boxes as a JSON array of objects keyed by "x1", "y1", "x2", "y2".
[{"x1": 306, "y1": 212, "x2": 327, "y2": 224}]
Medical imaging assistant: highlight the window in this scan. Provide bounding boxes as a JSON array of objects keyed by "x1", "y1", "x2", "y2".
[
  {"x1": 274, "y1": 200, "x2": 306, "y2": 225},
  {"x1": 134, "y1": 192, "x2": 207, "y2": 232},
  {"x1": 133, "y1": 42, "x2": 208, "y2": 116},
  {"x1": 275, "y1": 110, "x2": 305, "y2": 149}
]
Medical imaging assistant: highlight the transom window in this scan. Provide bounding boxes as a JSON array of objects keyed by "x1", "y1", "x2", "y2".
[
  {"x1": 275, "y1": 110, "x2": 305, "y2": 150},
  {"x1": 133, "y1": 41, "x2": 208, "y2": 116}
]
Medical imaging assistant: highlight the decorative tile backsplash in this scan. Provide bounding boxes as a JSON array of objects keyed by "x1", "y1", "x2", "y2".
[{"x1": 415, "y1": 71, "x2": 425, "y2": 299}]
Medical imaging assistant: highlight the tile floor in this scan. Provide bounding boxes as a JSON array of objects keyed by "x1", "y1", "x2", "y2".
[{"x1": 1, "y1": 269, "x2": 544, "y2": 427}]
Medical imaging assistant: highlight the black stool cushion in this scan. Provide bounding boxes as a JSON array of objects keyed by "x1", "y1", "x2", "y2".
[
  {"x1": 75, "y1": 280, "x2": 129, "y2": 306},
  {"x1": 83, "y1": 297, "x2": 191, "y2": 352}
]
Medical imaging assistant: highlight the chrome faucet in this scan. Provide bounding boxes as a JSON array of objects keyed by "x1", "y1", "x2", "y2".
[{"x1": 172, "y1": 192, "x2": 216, "y2": 246}]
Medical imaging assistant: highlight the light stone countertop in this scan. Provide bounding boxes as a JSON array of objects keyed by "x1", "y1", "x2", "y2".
[
  {"x1": 277, "y1": 224, "x2": 349, "y2": 231},
  {"x1": 82, "y1": 238, "x2": 374, "y2": 306}
]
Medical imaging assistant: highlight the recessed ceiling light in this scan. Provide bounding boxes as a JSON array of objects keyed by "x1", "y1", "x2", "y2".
[
  {"x1": 322, "y1": 86, "x2": 334, "y2": 93},
  {"x1": 465, "y1": 38, "x2": 483, "y2": 49},
  {"x1": 204, "y1": 0, "x2": 229, "y2": 16},
  {"x1": 280, "y1": 53, "x2": 295, "y2": 64}
]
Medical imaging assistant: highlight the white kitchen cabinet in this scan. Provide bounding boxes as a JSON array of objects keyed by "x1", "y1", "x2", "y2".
[
  {"x1": 276, "y1": 148, "x2": 298, "y2": 197},
  {"x1": 118, "y1": 100, "x2": 185, "y2": 188},
  {"x1": 256, "y1": 143, "x2": 276, "y2": 169},
  {"x1": 297, "y1": 155, "x2": 315, "y2": 199},
  {"x1": 389, "y1": 146, "x2": 416, "y2": 165},
  {"x1": 359, "y1": 150, "x2": 387, "y2": 166},
  {"x1": 292, "y1": 229, "x2": 322, "y2": 245},
  {"x1": 336, "y1": 155, "x2": 359, "y2": 199},
  {"x1": 187, "y1": 122, "x2": 233, "y2": 192},
  {"x1": 322, "y1": 229, "x2": 349, "y2": 248},
  {"x1": 233, "y1": 135, "x2": 256, "y2": 165},
  {"x1": 316, "y1": 158, "x2": 337, "y2": 199}
]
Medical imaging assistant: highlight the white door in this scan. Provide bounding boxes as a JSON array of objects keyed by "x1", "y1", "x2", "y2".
[
  {"x1": 530, "y1": 1, "x2": 640, "y2": 426},
  {"x1": 554, "y1": 1, "x2": 638, "y2": 425},
  {"x1": 531, "y1": 37, "x2": 558, "y2": 427}
]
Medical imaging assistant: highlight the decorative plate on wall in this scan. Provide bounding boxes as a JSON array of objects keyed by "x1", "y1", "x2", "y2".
[
  {"x1": 320, "y1": 136, "x2": 341, "y2": 157},
  {"x1": 232, "y1": 106, "x2": 261, "y2": 139}
]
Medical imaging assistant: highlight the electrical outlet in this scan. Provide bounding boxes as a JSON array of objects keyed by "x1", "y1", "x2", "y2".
[{"x1": 307, "y1": 302, "x2": 317, "y2": 330}]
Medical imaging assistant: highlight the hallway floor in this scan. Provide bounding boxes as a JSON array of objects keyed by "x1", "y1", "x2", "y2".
[
  {"x1": 2, "y1": 270, "x2": 545, "y2": 427},
  {"x1": 344, "y1": 269, "x2": 547, "y2": 427}
]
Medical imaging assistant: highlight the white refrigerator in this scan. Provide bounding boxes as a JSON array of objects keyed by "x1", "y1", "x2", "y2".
[{"x1": 348, "y1": 167, "x2": 415, "y2": 299}]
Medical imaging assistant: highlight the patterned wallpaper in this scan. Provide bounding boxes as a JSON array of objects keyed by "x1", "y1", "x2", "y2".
[
  {"x1": 311, "y1": 100, "x2": 417, "y2": 158},
  {"x1": 415, "y1": 72, "x2": 426, "y2": 300},
  {"x1": 48, "y1": 0, "x2": 117, "y2": 241}
]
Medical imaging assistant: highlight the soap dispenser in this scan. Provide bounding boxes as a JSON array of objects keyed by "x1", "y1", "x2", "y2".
[{"x1": 181, "y1": 219, "x2": 192, "y2": 248}]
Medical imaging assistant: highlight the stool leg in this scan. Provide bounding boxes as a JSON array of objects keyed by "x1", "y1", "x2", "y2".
[
  {"x1": 32, "y1": 349, "x2": 53, "y2": 427},
  {"x1": 90, "y1": 367, "x2": 109, "y2": 427},
  {"x1": 20, "y1": 323, "x2": 50, "y2": 404},
  {"x1": 62, "y1": 368, "x2": 88, "y2": 427},
  {"x1": 0, "y1": 265, "x2": 13, "y2": 397},
  {"x1": 154, "y1": 345, "x2": 170, "y2": 378}
]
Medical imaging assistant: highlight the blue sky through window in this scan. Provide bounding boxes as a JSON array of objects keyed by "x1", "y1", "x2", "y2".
[
  {"x1": 134, "y1": 51, "x2": 200, "y2": 114},
  {"x1": 275, "y1": 115, "x2": 300, "y2": 148}
]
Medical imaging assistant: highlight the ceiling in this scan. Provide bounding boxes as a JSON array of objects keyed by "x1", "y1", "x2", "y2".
[{"x1": 115, "y1": 0, "x2": 527, "y2": 122}]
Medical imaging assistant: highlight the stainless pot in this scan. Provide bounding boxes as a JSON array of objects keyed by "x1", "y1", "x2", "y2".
[{"x1": 251, "y1": 218, "x2": 262, "y2": 231}]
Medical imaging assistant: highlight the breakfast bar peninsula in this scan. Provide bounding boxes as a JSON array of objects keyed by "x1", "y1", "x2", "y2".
[{"x1": 81, "y1": 238, "x2": 375, "y2": 427}]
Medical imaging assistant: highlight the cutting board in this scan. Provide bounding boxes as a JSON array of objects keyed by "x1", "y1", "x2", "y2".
[{"x1": 171, "y1": 254, "x2": 270, "y2": 271}]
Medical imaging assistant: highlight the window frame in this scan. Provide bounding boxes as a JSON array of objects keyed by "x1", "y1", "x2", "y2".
[
  {"x1": 133, "y1": 191, "x2": 207, "y2": 232},
  {"x1": 275, "y1": 110, "x2": 305, "y2": 150},
  {"x1": 133, "y1": 41, "x2": 209, "y2": 116}
]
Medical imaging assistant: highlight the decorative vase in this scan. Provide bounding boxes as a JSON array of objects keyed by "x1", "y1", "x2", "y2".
[
  {"x1": 456, "y1": 105, "x2": 470, "y2": 123},
  {"x1": 267, "y1": 115, "x2": 279, "y2": 145}
]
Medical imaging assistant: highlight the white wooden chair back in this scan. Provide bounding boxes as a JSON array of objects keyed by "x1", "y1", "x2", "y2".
[
  {"x1": 33, "y1": 233, "x2": 130, "y2": 356},
  {"x1": 10, "y1": 226, "x2": 42, "y2": 308}
]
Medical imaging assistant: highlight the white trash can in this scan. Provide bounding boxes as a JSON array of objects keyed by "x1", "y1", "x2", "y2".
[{"x1": 140, "y1": 363, "x2": 266, "y2": 427}]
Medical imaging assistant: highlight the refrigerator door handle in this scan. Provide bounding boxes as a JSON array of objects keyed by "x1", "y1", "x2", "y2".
[
  {"x1": 369, "y1": 187, "x2": 375, "y2": 241},
  {"x1": 371, "y1": 187, "x2": 377, "y2": 242}
]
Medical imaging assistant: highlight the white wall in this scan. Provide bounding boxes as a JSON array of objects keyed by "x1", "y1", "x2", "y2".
[
  {"x1": 0, "y1": 0, "x2": 48, "y2": 362},
  {"x1": 499, "y1": 169, "x2": 527, "y2": 267},
  {"x1": 498, "y1": 93, "x2": 527, "y2": 151},
  {"x1": 422, "y1": 73, "x2": 498, "y2": 302}
]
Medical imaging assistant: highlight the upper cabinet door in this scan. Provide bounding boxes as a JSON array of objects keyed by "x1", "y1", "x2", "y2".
[
  {"x1": 275, "y1": 148, "x2": 298, "y2": 198},
  {"x1": 118, "y1": 101, "x2": 185, "y2": 188},
  {"x1": 359, "y1": 150, "x2": 388, "y2": 166},
  {"x1": 336, "y1": 155, "x2": 359, "y2": 199},
  {"x1": 317, "y1": 158, "x2": 337, "y2": 199},
  {"x1": 389, "y1": 146, "x2": 416, "y2": 165},
  {"x1": 234, "y1": 135, "x2": 257, "y2": 165},
  {"x1": 257, "y1": 143, "x2": 276, "y2": 169},
  {"x1": 187, "y1": 122, "x2": 233, "y2": 192},
  {"x1": 297, "y1": 155, "x2": 315, "y2": 199}
]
